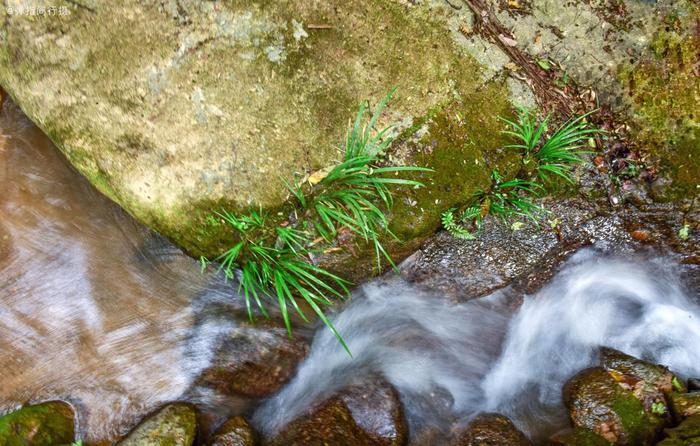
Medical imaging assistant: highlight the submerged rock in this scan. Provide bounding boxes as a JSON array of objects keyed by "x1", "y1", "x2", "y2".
[
  {"x1": 670, "y1": 393, "x2": 700, "y2": 420},
  {"x1": 211, "y1": 416, "x2": 255, "y2": 446},
  {"x1": 563, "y1": 367, "x2": 669, "y2": 445},
  {"x1": 266, "y1": 377, "x2": 406, "y2": 446},
  {"x1": 0, "y1": 401, "x2": 75, "y2": 446},
  {"x1": 117, "y1": 403, "x2": 196, "y2": 446},
  {"x1": 657, "y1": 415, "x2": 700, "y2": 446},
  {"x1": 449, "y1": 413, "x2": 532, "y2": 446},
  {"x1": 196, "y1": 326, "x2": 308, "y2": 397}
]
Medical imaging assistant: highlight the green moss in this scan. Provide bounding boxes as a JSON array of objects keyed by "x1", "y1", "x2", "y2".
[
  {"x1": 612, "y1": 394, "x2": 666, "y2": 445},
  {"x1": 389, "y1": 81, "x2": 521, "y2": 240},
  {"x1": 618, "y1": 7, "x2": 700, "y2": 200},
  {"x1": 0, "y1": 402, "x2": 75, "y2": 446}
]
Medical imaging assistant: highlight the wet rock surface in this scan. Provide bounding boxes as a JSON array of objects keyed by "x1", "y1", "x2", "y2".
[
  {"x1": 550, "y1": 427, "x2": 613, "y2": 446},
  {"x1": 195, "y1": 326, "x2": 308, "y2": 398},
  {"x1": 116, "y1": 403, "x2": 196, "y2": 446},
  {"x1": 670, "y1": 393, "x2": 700, "y2": 420},
  {"x1": 211, "y1": 416, "x2": 256, "y2": 446},
  {"x1": 449, "y1": 413, "x2": 532, "y2": 446},
  {"x1": 402, "y1": 197, "x2": 699, "y2": 302},
  {"x1": 0, "y1": 401, "x2": 75, "y2": 446},
  {"x1": 600, "y1": 348, "x2": 685, "y2": 394},
  {"x1": 657, "y1": 415, "x2": 700, "y2": 445},
  {"x1": 265, "y1": 377, "x2": 406, "y2": 446},
  {"x1": 563, "y1": 365, "x2": 669, "y2": 445}
]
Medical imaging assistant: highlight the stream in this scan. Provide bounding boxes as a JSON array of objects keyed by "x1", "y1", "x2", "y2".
[{"x1": 1, "y1": 100, "x2": 699, "y2": 444}]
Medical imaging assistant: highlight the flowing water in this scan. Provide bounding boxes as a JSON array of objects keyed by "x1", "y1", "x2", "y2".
[
  {"x1": 0, "y1": 101, "x2": 260, "y2": 442},
  {"x1": 254, "y1": 250, "x2": 700, "y2": 441},
  {"x1": 1, "y1": 100, "x2": 699, "y2": 444}
]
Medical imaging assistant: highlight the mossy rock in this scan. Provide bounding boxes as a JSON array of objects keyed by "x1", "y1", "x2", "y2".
[
  {"x1": 116, "y1": 403, "x2": 196, "y2": 446},
  {"x1": 0, "y1": 0, "x2": 519, "y2": 272},
  {"x1": 550, "y1": 427, "x2": 613, "y2": 446},
  {"x1": 0, "y1": 401, "x2": 75, "y2": 446},
  {"x1": 657, "y1": 415, "x2": 700, "y2": 446},
  {"x1": 449, "y1": 413, "x2": 533, "y2": 446},
  {"x1": 670, "y1": 392, "x2": 700, "y2": 420},
  {"x1": 563, "y1": 367, "x2": 669, "y2": 445},
  {"x1": 211, "y1": 416, "x2": 255, "y2": 446},
  {"x1": 617, "y1": 2, "x2": 700, "y2": 201}
]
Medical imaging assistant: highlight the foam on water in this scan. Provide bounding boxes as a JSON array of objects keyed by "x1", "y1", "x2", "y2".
[{"x1": 255, "y1": 250, "x2": 700, "y2": 440}]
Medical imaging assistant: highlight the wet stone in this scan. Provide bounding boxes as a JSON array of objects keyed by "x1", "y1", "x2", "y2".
[
  {"x1": 449, "y1": 413, "x2": 533, "y2": 446},
  {"x1": 657, "y1": 415, "x2": 700, "y2": 446},
  {"x1": 550, "y1": 427, "x2": 613, "y2": 446},
  {"x1": 211, "y1": 416, "x2": 255, "y2": 446},
  {"x1": 563, "y1": 367, "x2": 669, "y2": 445},
  {"x1": 116, "y1": 403, "x2": 196, "y2": 446},
  {"x1": 600, "y1": 347, "x2": 685, "y2": 394},
  {"x1": 0, "y1": 401, "x2": 76, "y2": 446},
  {"x1": 670, "y1": 392, "x2": 700, "y2": 420},
  {"x1": 266, "y1": 377, "x2": 406, "y2": 446}
]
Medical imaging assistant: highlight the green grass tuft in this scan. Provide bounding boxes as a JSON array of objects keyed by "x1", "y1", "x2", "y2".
[{"x1": 201, "y1": 90, "x2": 431, "y2": 354}]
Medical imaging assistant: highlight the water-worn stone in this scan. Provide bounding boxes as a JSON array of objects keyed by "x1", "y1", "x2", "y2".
[
  {"x1": 0, "y1": 401, "x2": 75, "y2": 446},
  {"x1": 563, "y1": 367, "x2": 669, "y2": 445},
  {"x1": 117, "y1": 403, "x2": 196, "y2": 446},
  {"x1": 657, "y1": 415, "x2": 700, "y2": 446},
  {"x1": 600, "y1": 347, "x2": 686, "y2": 394},
  {"x1": 266, "y1": 377, "x2": 406, "y2": 446},
  {"x1": 211, "y1": 416, "x2": 255, "y2": 446},
  {"x1": 670, "y1": 393, "x2": 700, "y2": 420},
  {"x1": 196, "y1": 326, "x2": 307, "y2": 397},
  {"x1": 449, "y1": 413, "x2": 532, "y2": 446},
  {"x1": 550, "y1": 427, "x2": 613, "y2": 446}
]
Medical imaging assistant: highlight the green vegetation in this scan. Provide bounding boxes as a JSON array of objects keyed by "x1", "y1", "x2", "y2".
[
  {"x1": 201, "y1": 91, "x2": 430, "y2": 353},
  {"x1": 442, "y1": 107, "x2": 602, "y2": 239}
]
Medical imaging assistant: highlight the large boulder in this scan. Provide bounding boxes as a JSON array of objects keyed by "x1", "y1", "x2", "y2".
[
  {"x1": 266, "y1": 377, "x2": 406, "y2": 446},
  {"x1": 117, "y1": 403, "x2": 196, "y2": 446},
  {"x1": 449, "y1": 413, "x2": 533, "y2": 446},
  {"x1": 563, "y1": 367, "x2": 669, "y2": 445},
  {"x1": 0, "y1": 0, "x2": 521, "y2": 265},
  {"x1": 0, "y1": 401, "x2": 75, "y2": 446}
]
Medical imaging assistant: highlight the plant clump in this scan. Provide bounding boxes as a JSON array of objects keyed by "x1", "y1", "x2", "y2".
[
  {"x1": 201, "y1": 91, "x2": 430, "y2": 353},
  {"x1": 442, "y1": 107, "x2": 603, "y2": 239}
]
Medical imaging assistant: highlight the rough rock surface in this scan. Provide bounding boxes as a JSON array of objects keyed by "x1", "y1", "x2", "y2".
[
  {"x1": 670, "y1": 393, "x2": 700, "y2": 420},
  {"x1": 0, "y1": 401, "x2": 75, "y2": 446},
  {"x1": 211, "y1": 416, "x2": 256, "y2": 446},
  {"x1": 195, "y1": 325, "x2": 308, "y2": 398},
  {"x1": 657, "y1": 415, "x2": 700, "y2": 446},
  {"x1": 1, "y1": 0, "x2": 696, "y2": 270},
  {"x1": 266, "y1": 377, "x2": 406, "y2": 446},
  {"x1": 600, "y1": 347, "x2": 685, "y2": 394},
  {"x1": 563, "y1": 367, "x2": 669, "y2": 445},
  {"x1": 449, "y1": 413, "x2": 533, "y2": 446},
  {"x1": 117, "y1": 403, "x2": 196, "y2": 446},
  {"x1": 0, "y1": 0, "x2": 522, "y2": 261}
]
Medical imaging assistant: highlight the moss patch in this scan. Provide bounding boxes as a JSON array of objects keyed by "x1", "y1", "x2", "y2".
[
  {"x1": 0, "y1": 401, "x2": 75, "y2": 446},
  {"x1": 618, "y1": 4, "x2": 700, "y2": 200}
]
